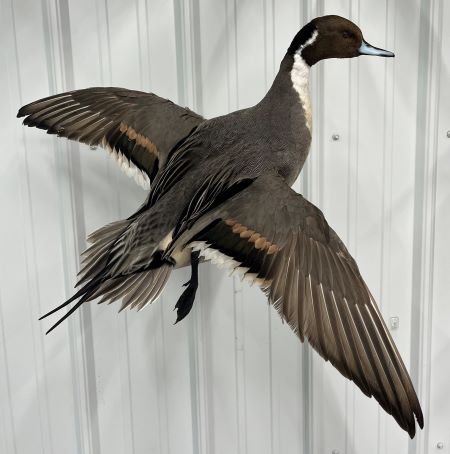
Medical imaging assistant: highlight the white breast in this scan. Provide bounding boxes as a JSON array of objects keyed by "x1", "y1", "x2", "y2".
[{"x1": 290, "y1": 30, "x2": 318, "y2": 132}]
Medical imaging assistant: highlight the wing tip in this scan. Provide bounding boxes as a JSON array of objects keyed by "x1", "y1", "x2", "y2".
[
  {"x1": 415, "y1": 406, "x2": 424, "y2": 430},
  {"x1": 402, "y1": 405, "x2": 424, "y2": 439},
  {"x1": 17, "y1": 101, "x2": 40, "y2": 118},
  {"x1": 407, "y1": 387, "x2": 424, "y2": 437},
  {"x1": 17, "y1": 105, "x2": 31, "y2": 119}
]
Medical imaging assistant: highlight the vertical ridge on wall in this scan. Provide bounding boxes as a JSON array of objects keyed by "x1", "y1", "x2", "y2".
[
  {"x1": 378, "y1": 0, "x2": 396, "y2": 450},
  {"x1": 224, "y1": 4, "x2": 249, "y2": 453},
  {"x1": 303, "y1": 1, "x2": 325, "y2": 452},
  {"x1": 173, "y1": 2, "x2": 210, "y2": 453},
  {"x1": 300, "y1": 5, "x2": 314, "y2": 452},
  {"x1": 41, "y1": 1, "x2": 102, "y2": 453},
  {"x1": 424, "y1": 0, "x2": 450, "y2": 451},
  {"x1": 0, "y1": 296, "x2": 17, "y2": 454},
  {"x1": 11, "y1": 1, "x2": 53, "y2": 452},
  {"x1": 263, "y1": 4, "x2": 275, "y2": 453},
  {"x1": 0, "y1": 11, "x2": 16, "y2": 454},
  {"x1": 225, "y1": 0, "x2": 239, "y2": 113},
  {"x1": 348, "y1": 0, "x2": 361, "y2": 450},
  {"x1": 233, "y1": 277, "x2": 248, "y2": 454},
  {"x1": 0, "y1": 11, "x2": 23, "y2": 454},
  {"x1": 410, "y1": 0, "x2": 445, "y2": 453},
  {"x1": 173, "y1": 0, "x2": 203, "y2": 112}
]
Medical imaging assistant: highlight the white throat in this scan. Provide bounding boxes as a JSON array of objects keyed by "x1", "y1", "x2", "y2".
[{"x1": 290, "y1": 30, "x2": 318, "y2": 132}]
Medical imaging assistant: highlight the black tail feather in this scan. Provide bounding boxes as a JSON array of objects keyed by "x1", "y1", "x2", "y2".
[
  {"x1": 39, "y1": 287, "x2": 86, "y2": 321},
  {"x1": 40, "y1": 274, "x2": 104, "y2": 334},
  {"x1": 45, "y1": 301, "x2": 84, "y2": 335}
]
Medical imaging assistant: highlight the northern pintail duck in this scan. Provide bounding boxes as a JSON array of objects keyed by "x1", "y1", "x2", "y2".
[{"x1": 18, "y1": 15, "x2": 423, "y2": 437}]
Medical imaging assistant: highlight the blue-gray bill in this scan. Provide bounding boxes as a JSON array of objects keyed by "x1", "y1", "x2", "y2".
[{"x1": 359, "y1": 40, "x2": 395, "y2": 57}]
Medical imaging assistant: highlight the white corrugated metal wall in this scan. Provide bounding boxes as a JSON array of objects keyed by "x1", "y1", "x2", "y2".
[{"x1": 0, "y1": 0, "x2": 448, "y2": 453}]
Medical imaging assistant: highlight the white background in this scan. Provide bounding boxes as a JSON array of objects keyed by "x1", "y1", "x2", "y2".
[{"x1": 0, "y1": 0, "x2": 449, "y2": 453}]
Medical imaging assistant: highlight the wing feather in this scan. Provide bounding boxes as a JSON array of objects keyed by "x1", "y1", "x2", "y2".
[
  {"x1": 18, "y1": 88, "x2": 204, "y2": 188},
  {"x1": 169, "y1": 171, "x2": 423, "y2": 437}
]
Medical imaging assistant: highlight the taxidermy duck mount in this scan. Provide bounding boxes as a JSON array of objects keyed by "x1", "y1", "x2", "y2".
[{"x1": 18, "y1": 15, "x2": 423, "y2": 438}]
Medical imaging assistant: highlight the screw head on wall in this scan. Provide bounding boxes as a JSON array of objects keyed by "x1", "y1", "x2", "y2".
[{"x1": 389, "y1": 316, "x2": 400, "y2": 330}]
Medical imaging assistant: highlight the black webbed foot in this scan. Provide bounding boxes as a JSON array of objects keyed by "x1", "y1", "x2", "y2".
[
  {"x1": 174, "y1": 280, "x2": 198, "y2": 324},
  {"x1": 174, "y1": 251, "x2": 200, "y2": 324}
]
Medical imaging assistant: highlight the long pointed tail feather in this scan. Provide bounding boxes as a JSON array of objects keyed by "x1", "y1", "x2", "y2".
[
  {"x1": 40, "y1": 274, "x2": 105, "y2": 334},
  {"x1": 40, "y1": 265, "x2": 172, "y2": 334}
]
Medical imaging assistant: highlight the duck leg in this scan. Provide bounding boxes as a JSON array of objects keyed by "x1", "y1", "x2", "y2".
[{"x1": 174, "y1": 250, "x2": 200, "y2": 324}]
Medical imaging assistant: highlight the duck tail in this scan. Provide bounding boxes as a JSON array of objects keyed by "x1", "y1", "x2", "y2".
[
  {"x1": 40, "y1": 218, "x2": 172, "y2": 334},
  {"x1": 76, "y1": 219, "x2": 131, "y2": 286}
]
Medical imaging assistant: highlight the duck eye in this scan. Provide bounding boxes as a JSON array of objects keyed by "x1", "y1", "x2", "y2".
[{"x1": 342, "y1": 31, "x2": 351, "y2": 39}]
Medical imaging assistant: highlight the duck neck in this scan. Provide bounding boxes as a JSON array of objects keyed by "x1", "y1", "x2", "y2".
[{"x1": 261, "y1": 52, "x2": 313, "y2": 133}]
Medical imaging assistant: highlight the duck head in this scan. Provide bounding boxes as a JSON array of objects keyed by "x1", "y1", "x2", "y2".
[{"x1": 288, "y1": 15, "x2": 394, "y2": 65}]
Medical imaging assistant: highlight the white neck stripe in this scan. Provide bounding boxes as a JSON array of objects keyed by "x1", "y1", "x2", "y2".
[
  {"x1": 299, "y1": 29, "x2": 319, "y2": 53},
  {"x1": 290, "y1": 30, "x2": 318, "y2": 132}
]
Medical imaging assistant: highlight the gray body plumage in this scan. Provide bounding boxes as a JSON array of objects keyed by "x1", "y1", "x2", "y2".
[
  {"x1": 188, "y1": 54, "x2": 312, "y2": 187},
  {"x1": 118, "y1": 52, "x2": 312, "y2": 270}
]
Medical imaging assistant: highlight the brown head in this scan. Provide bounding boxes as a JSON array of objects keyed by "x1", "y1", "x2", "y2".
[{"x1": 288, "y1": 15, "x2": 394, "y2": 65}]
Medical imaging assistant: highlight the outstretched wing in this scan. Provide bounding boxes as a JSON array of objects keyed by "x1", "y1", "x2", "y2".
[
  {"x1": 172, "y1": 171, "x2": 424, "y2": 438},
  {"x1": 17, "y1": 88, "x2": 204, "y2": 188}
]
